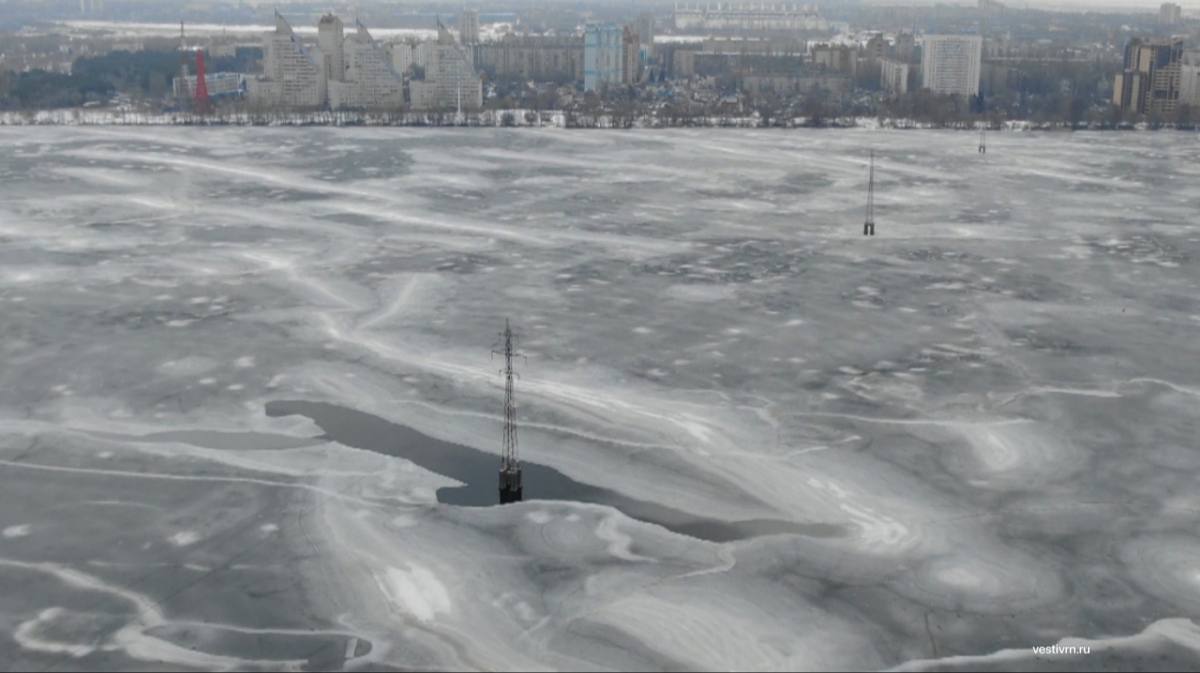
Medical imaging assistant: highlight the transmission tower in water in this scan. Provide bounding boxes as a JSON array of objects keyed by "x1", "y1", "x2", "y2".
[
  {"x1": 493, "y1": 319, "x2": 523, "y2": 504},
  {"x1": 863, "y1": 150, "x2": 876, "y2": 236}
]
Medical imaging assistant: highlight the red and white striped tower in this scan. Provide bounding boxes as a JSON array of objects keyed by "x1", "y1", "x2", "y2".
[{"x1": 193, "y1": 50, "x2": 210, "y2": 114}]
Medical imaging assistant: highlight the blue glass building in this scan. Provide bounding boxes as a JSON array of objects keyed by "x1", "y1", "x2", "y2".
[{"x1": 584, "y1": 23, "x2": 623, "y2": 92}]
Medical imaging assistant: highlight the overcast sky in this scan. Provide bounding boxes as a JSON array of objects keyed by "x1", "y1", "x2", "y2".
[{"x1": 864, "y1": 0, "x2": 1187, "y2": 8}]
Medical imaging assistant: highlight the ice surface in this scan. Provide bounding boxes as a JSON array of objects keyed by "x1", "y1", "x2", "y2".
[{"x1": 0, "y1": 127, "x2": 1199, "y2": 670}]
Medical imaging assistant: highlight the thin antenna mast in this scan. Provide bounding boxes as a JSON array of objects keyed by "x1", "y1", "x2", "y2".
[
  {"x1": 863, "y1": 150, "x2": 876, "y2": 237},
  {"x1": 179, "y1": 20, "x2": 189, "y2": 92}
]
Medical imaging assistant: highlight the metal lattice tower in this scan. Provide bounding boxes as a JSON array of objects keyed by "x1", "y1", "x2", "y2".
[
  {"x1": 863, "y1": 150, "x2": 876, "y2": 237},
  {"x1": 493, "y1": 319, "x2": 523, "y2": 503},
  {"x1": 193, "y1": 50, "x2": 210, "y2": 114}
]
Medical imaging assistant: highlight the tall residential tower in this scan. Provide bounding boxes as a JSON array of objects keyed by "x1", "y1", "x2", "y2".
[
  {"x1": 318, "y1": 14, "x2": 346, "y2": 84},
  {"x1": 247, "y1": 11, "x2": 325, "y2": 107},
  {"x1": 584, "y1": 23, "x2": 624, "y2": 92},
  {"x1": 921, "y1": 35, "x2": 982, "y2": 97},
  {"x1": 458, "y1": 9, "x2": 481, "y2": 45},
  {"x1": 1113, "y1": 37, "x2": 1183, "y2": 117},
  {"x1": 410, "y1": 20, "x2": 482, "y2": 111}
]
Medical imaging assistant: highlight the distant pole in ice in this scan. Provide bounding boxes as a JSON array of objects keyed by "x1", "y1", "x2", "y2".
[
  {"x1": 493, "y1": 319, "x2": 523, "y2": 504},
  {"x1": 863, "y1": 150, "x2": 876, "y2": 237},
  {"x1": 979, "y1": 127, "x2": 986, "y2": 154}
]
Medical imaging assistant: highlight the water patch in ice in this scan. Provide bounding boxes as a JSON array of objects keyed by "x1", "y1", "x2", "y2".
[{"x1": 267, "y1": 400, "x2": 845, "y2": 543}]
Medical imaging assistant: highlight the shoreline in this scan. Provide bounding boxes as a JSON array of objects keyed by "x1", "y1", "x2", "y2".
[{"x1": 0, "y1": 109, "x2": 1192, "y2": 132}]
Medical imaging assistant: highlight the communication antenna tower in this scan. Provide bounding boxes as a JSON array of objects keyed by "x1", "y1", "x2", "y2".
[
  {"x1": 492, "y1": 319, "x2": 524, "y2": 504},
  {"x1": 179, "y1": 21, "x2": 189, "y2": 87},
  {"x1": 863, "y1": 150, "x2": 876, "y2": 237}
]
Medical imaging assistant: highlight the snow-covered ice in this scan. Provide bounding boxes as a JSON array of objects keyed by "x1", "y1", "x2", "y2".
[{"x1": 0, "y1": 126, "x2": 1199, "y2": 670}]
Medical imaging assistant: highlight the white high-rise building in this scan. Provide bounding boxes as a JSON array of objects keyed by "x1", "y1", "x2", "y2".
[
  {"x1": 458, "y1": 9, "x2": 480, "y2": 45},
  {"x1": 415, "y1": 41, "x2": 433, "y2": 68},
  {"x1": 636, "y1": 12, "x2": 655, "y2": 61},
  {"x1": 250, "y1": 12, "x2": 411, "y2": 110},
  {"x1": 1179, "y1": 50, "x2": 1200, "y2": 107},
  {"x1": 389, "y1": 41, "x2": 416, "y2": 74},
  {"x1": 248, "y1": 11, "x2": 325, "y2": 108},
  {"x1": 1160, "y1": 2, "x2": 1183, "y2": 25},
  {"x1": 329, "y1": 21, "x2": 404, "y2": 110},
  {"x1": 317, "y1": 14, "x2": 346, "y2": 83},
  {"x1": 393, "y1": 40, "x2": 434, "y2": 71},
  {"x1": 410, "y1": 21, "x2": 482, "y2": 111},
  {"x1": 880, "y1": 59, "x2": 909, "y2": 95},
  {"x1": 921, "y1": 34, "x2": 982, "y2": 97}
]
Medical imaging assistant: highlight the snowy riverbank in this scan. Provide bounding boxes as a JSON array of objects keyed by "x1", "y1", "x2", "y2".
[{"x1": 2, "y1": 108, "x2": 1187, "y2": 131}]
